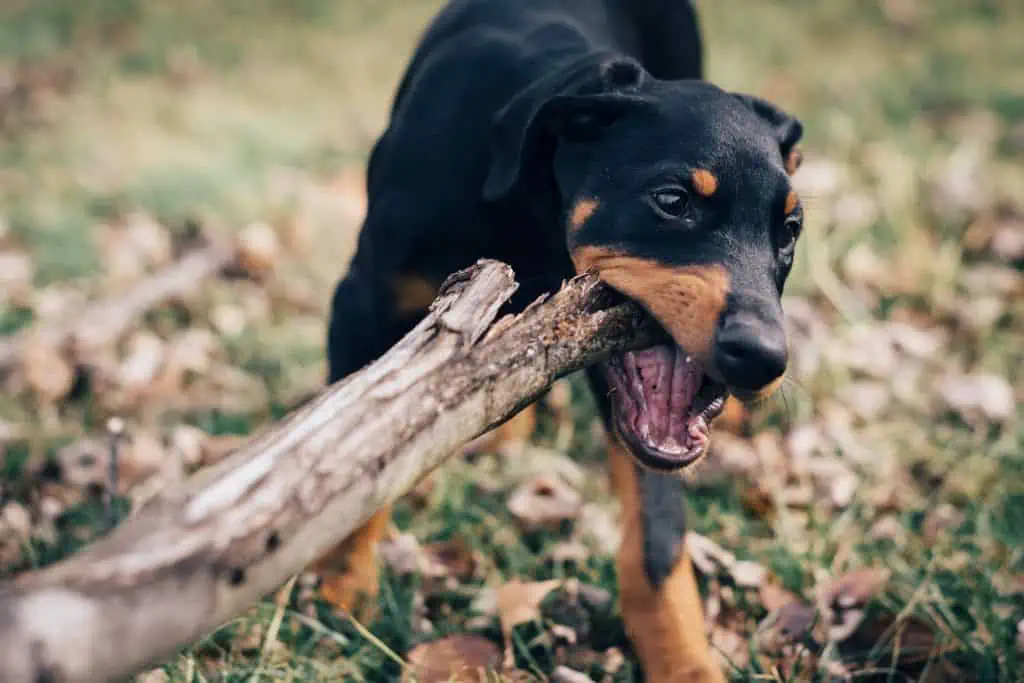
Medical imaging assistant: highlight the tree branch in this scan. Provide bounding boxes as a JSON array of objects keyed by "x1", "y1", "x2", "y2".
[{"x1": 0, "y1": 259, "x2": 662, "y2": 683}]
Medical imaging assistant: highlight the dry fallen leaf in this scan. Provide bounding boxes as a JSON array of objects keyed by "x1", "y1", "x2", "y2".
[
  {"x1": 686, "y1": 531, "x2": 737, "y2": 577},
  {"x1": 209, "y1": 304, "x2": 249, "y2": 338},
  {"x1": 0, "y1": 247, "x2": 34, "y2": 305},
  {"x1": 496, "y1": 579, "x2": 560, "y2": 667},
  {"x1": 56, "y1": 429, "x2": 167, "y2": 493},
  {"x1": 731, "y1": 560, "x2": 769, "y2": 589},
  {"x1": 922, "y1": 503, "x2": 966, "y2": 542},
  {"x1": 168, "y1": 424, "x2": 208, "y2": 469},
  {"x1": 838, "y1": 381, "x2": 891, "y2": 423},
  {"x1": 550, "y1": 666, "x2": 591, "y2": 683},
  {"x1": 20, "y1": 333, "x2": 75, "y2": 404},
  {"x1": 821, "y1": 568, "x2": 892, "y2": 610},
  {"x1": 403, "y1": 633, "x2": 502, "y2": 683},
  {"x1": 756, "y1": 600, "x2": 819, "y2": 658},
  {"x1": 818, "y1": 568, "x2": 892, "y2": 643},
  {"x1": 0, "y1": 501, "x2": 32, "y2": 542},
  {"x1": 497, "y1": 579, "x2": 560, "y2": 634},
  {"x1": 577, "y1": 503, "x2": 619, "y2": 556},
  {"x1": 379, "y1": 532, "x2": 424, "y2": 577},
  {"x1": 422, "y1": 537, "x2": 478, "y2": 581},
  {"x1": 235, "y1": 221, "x2": 281, "y2": 278},
  {"x1": 935, "y1": 372, "x2": 1015, "y2": 423},
  {"x1": 117, "y1": 330, "x2": 166, "y2": 394},
  {"x1": 506, "y1": 474, "x2": 582, "y2": 531},
  {"x1": 134, "y1": 668, "x2": 170, "y2": 683},
  {"x1": 759, "y1": 580, "x2": 803, "y2": 613}
]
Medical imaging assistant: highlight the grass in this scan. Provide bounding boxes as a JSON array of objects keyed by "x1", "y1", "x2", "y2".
[{"x1": 1, "y1": 0, "x2": 1022, "y2": 681}]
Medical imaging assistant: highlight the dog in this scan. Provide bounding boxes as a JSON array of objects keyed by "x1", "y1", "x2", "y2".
[{"x1": 315, "y1": 1, "x2": 804, "y2": 680}]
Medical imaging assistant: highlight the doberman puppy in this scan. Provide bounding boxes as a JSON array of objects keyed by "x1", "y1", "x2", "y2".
[{"x1": 316, "y1": 0, "x2": 804, "y2": 680}]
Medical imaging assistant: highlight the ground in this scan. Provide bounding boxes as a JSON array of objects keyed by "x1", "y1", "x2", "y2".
[{"x1": 0, "y1": 0, "x2": 1021, "y2": 681}]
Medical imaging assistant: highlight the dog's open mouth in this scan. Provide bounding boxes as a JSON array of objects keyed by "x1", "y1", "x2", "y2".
[{"x1": 604, "y1": 344, "x2": 728, "y2": 472}]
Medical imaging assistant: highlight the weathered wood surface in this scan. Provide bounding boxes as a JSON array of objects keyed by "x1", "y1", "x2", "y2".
[{"x1": 0, "y1": 259, "x2": 662, "y2": 683}]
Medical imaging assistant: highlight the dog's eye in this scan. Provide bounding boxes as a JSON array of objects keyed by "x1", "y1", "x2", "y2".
[
  {"x1": 780, "y1": 214, "x2": 803, "y2": 253},
  {"x1": 649, "y1": 186, "x2": 689, "y2": 219}
]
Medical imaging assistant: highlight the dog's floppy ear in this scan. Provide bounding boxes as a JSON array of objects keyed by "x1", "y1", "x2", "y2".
[
  {"x1": 732, "y1": 93, "x2": 804, "y2": 175},
  {"x1": 482, "y1": 55, "x2": 647, "y2": 202}
]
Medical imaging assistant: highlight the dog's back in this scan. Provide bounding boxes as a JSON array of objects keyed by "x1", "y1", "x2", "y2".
[{"x1": 351, "y1": 0, "x2": 704, "y2": 318}]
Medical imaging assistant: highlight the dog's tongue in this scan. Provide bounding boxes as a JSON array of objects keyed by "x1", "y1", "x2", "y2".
[{"x1": 622, "y1": 345, "x2": 702, "y2": 454}]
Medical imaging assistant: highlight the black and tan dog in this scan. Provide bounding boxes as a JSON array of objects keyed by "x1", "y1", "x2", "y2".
[{"x1": 315, "y1": 0, "x2": 804, "y2": 680}]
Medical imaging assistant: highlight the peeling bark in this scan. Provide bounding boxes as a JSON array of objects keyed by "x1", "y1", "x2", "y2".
[{"x1": 0, "y1": 259, "x2": 662, "y2": 683}]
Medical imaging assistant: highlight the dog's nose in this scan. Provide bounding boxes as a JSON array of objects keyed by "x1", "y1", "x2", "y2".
[{"x1": 714, "y1": 315, "x2": 787, "y2": 392}]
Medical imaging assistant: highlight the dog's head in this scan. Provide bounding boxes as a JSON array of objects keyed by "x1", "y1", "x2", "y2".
[{"x1": 484, "y1": 56, "x2": 805, "y2": 472}]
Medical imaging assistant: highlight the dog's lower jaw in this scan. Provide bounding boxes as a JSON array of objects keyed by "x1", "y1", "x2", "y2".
[{"x1": 604, "y1": 344, "x2": 728, "y2": 472}]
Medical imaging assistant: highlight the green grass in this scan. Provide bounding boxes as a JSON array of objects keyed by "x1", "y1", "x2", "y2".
[{"x1": 1, "y1": 0, "x2": 1022, "y2": 681}]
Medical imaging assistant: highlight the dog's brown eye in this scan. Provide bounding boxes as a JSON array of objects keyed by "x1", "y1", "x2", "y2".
[
  {"x1": 780, "y1": 214, "x2": 802, "y2": 253},
  {"x1": 650, "y1": 186, "x2": 688, "y2": 219}
]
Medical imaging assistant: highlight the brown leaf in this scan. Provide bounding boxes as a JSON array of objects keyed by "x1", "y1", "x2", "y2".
[
  {"x1": 134, "y1": 669, "x2": 169, "y2": 683},
  {"x1": 838, "y1": 381, "x2": 891, "y2": 423},
  {"x1": 922, "y1": 503, "x2": 966, "y2": 542},
  {"x1": 686, "y1": 532, "x2": 736, "y2": 577},
  {"x1": 990, "y1": 214, "x2": 1024, "y2": 263},
  {"x1": 20, "y1": 333, "x2": 75, "y2": 403},
  {"x1": 820, "y1": 568, "x2": 892, "y2": 610},
  {"x1": 168, "y1": 425, "x2": 208, "y2": 469},
  {"x1": 759, "y1": 580, "x2": 803, "y2": 613},
  {"x1": 403, "y1": 634, "x2": 502, "y2": 683},
  {"x1": 0, "y1": 502, "x2": 32, "y2": 541},
  {"x1": 497, "y1": 579, "x2": 560, "y2": 635},
  {"x1": 935, "y1": 372, "x2": 1015, "y2": 423},
  {"x1": 117, "y1": 330, "x2": 166, "y2": 394},
  {"x1": 550, "y1": 666, "x2": 590, "y2": 683},
  {"x1": 380, "y1": 532, "x2": 424, "y2": 577},
  {"x1": 710, "y1": 625, "x2": 750, "y2": 671},
  {"x1": 731, "y1": 560, "x2": 768, "y2": 588},
  {"x1": 0, "y1": 248, "x2": 34, "y2": 306},
  {"x1": 422, "y1": 537, "x2": 477, "y2": 581},
  {"x1": 506, "y1": 474, "x2": 581, "y2": 531},
  {"x1": 56, "y1": 429, "x2": 167, "y2": 494},
  {"x1": 235, "y1": 221, "x2": 281, "y2": 278},
  {"x1": 577, "y1": 503, "x2": 619, "y2": 556}
]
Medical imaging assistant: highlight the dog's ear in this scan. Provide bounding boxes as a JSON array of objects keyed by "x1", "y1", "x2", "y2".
[
  {"x1": 482, "y1": 55, "x2": 647, "y2": 202},
  {"x1": 732, "y1": 93, "x2": 804, "y2": 175}
]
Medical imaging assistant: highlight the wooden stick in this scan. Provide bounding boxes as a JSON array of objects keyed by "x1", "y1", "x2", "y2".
[{"x1": 0, "y1": 259, "x2": 662, "y2": 683}]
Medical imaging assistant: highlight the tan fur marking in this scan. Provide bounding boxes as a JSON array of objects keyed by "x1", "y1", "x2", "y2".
[
  {"x1": 714, "y1": 396, "x2": 749, "y2": 435},
  {"x1": 569, "y1": 198, "x2": 599, "y2": 232},
  {"x1": 608, "y1": 437, "x2": 725, "y2": 683},
  {"x1": 312, "y1": 507, "x2": 391, "y2": 620},
  {"x1": 572, "y1": 246, "x2": 729, "y2": 362},
  {"x1": 731, "y1": 374, "x2": 786, "y2": 406},
  {"x1": 785, "y1": 146, "x2": 803, "y2": 175},
  {"x1": 785, "y1": 190, "x2": 799, "y2": 216},
  {"x1": 691, "y1": 169, "x2": 718, "y2": 198},
  {"x1": 391, "y1": 275, "x2": 439, "y2": 315}
]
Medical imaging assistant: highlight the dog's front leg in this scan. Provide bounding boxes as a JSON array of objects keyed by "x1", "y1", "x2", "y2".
[{"x1": 608, "y1": 439, "x2": 726, "y2": 683}]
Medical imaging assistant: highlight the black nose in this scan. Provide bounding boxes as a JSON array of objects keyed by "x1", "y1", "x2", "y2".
[{"x1": 714, "y1": 315, "x2": 788, "y2": 392}]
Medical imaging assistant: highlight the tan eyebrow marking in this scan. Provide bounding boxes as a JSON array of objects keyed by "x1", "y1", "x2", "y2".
[
  {"x1": 569, "y1": 198, "x2": 599, "y2": 232},
  {"x1": 691, "y1": 169, "x2": 718, "y2": 198},
  {"x1": 785, "y1": 146, "x2": 803, "y2": 175},
  {"x1": 785, "y1": 190, "x2": 799, "y2": 215}
]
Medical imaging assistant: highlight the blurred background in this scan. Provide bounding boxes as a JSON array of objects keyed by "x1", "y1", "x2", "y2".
[{"x1": 0, "y1": 1, "x2": 1021, "y2": 681}]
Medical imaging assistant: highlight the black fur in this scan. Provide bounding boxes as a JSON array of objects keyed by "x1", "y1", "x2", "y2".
[{"x1": 327, "y1": 0, "x2": 804, "y2": 592}]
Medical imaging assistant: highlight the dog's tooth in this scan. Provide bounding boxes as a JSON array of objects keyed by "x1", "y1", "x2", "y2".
[
  {"x1": 661, "y1": 436, "x2": 683, "y2": 455},
  {"x1": 669, "y1": 353, "x2": 688, "y2": 437}
]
